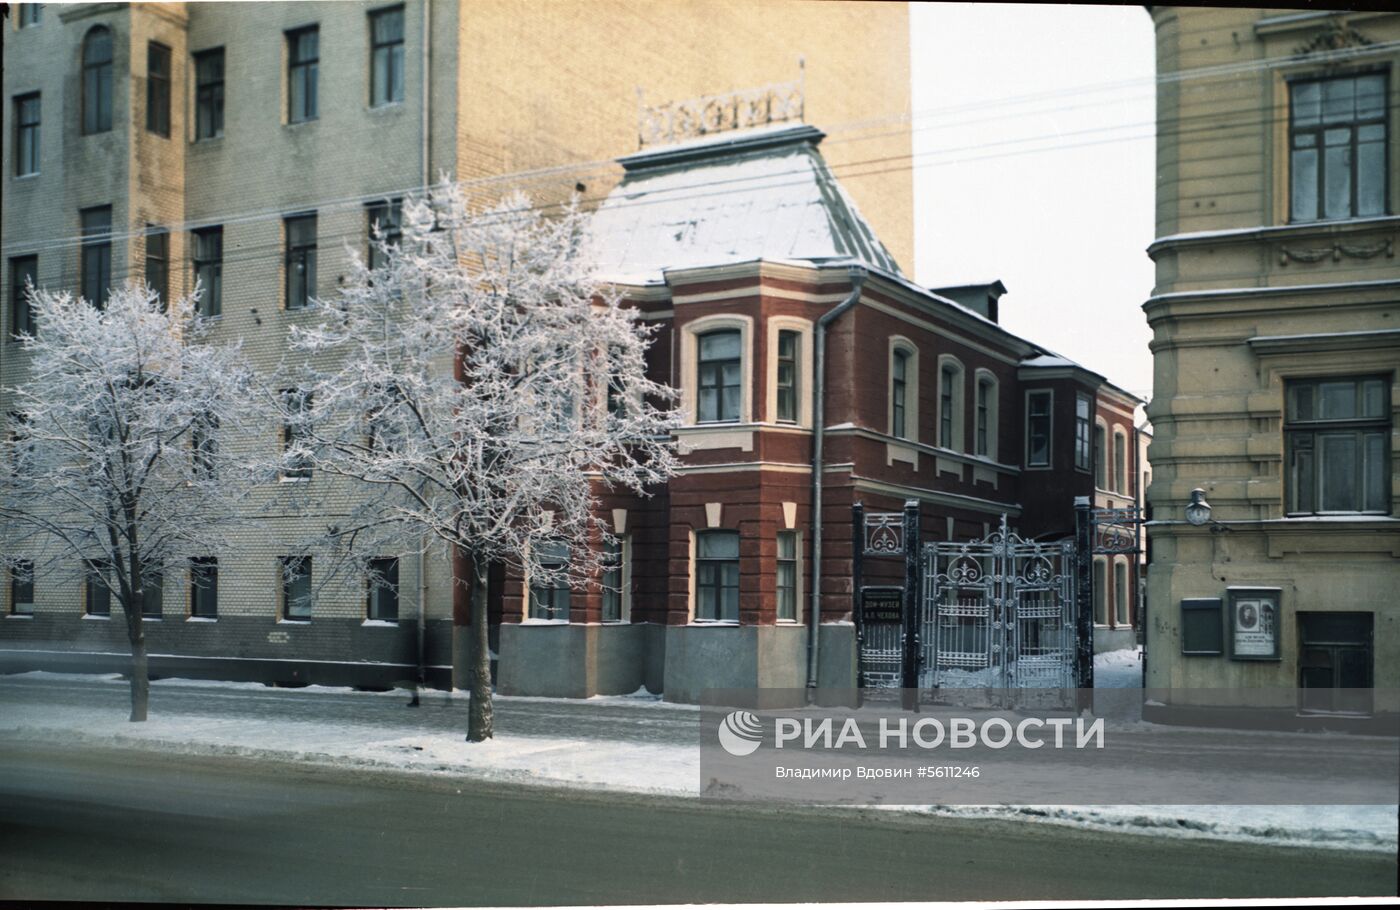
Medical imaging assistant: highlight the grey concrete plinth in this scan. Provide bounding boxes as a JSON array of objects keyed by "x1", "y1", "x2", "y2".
[
  {"x1": 663, "y1": 623, "x2": 857, "y2": 705},
  {"x1": 496, "y1": 622, "x2": 649, "y2": 698}
]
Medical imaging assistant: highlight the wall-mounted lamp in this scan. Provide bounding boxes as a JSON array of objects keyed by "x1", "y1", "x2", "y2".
[{"x1": 1185, "y1": 488, "x2": 1212, "y2": 526}]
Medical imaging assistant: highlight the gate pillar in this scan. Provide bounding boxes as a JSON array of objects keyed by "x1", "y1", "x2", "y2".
[{"x1": 1073, "y1": 496, "x2": 1095, "y2": 707}]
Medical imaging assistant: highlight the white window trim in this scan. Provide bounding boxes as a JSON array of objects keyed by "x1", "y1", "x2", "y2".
[
  {"x1": 973, "y1": 368, "x2": 999, "y2": 459},
  {"x1": 887, "y1": 335, "x2": 919, "y2": 442},
  {"x1": 680, "y1": 314, "x2": 754, "y2": 426},
  {"x1": 602, "y1": 534, "x2": 632, "y2": 624},
  {"x1": 775, "y1": 529, "x2": 803, "y2": 624},
  {"x1": 688, "y1": 527, "x2": 740, "y2": 626},
  {"x1": 936, "y1": 354, "x2": 966, "y2": 452},
  {"x1": 766, "y1": 316, "x2": 814, "y2": 428},
  {"x1": 1024, "y1": 388, "x2": 1053, "y2": 470}
]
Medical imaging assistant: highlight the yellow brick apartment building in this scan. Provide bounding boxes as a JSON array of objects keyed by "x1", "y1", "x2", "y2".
[{"x1": 1144, "y1": 8, "x2": 1400, "y2": 723}]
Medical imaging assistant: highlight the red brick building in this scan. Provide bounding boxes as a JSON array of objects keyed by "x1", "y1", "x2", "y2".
[{"x1": 483, "y1": 124, "x2": 1144, "y2": 701}]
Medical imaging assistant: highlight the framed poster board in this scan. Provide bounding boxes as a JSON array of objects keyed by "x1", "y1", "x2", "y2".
[{"x1": 1227, "y1": 587, "x2": 1282, "y2": 661}]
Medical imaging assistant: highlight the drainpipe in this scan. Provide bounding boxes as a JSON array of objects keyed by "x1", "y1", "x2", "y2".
[
  {"x1": 410, "y1": 0, "x2": 432, "y2": 707},
  {"x1": 806, "y1": 264, "x2": 868, "y2": 695},
  {"x1": 421, "y1": 0, "x2": 432, "y2": 191}
]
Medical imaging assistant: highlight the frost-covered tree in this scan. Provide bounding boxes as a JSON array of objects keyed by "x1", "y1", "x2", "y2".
[
  {"x1": 287, "y1": 184, "x2": 678, "y2": 741},
  {"x1": 0, "y1": 284, "x2": 259, "y2": 721}
]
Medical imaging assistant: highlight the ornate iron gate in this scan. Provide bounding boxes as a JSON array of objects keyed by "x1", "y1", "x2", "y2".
[{"x1": 921, "y1": 516, "x2": 1077, "y2": 690}]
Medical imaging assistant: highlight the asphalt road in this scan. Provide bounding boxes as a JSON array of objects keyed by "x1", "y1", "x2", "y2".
[{"x1": 2, "y1": 741, "x2": 1394, "y2": 905}]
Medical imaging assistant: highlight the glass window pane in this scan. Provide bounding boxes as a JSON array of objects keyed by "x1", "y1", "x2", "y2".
[
  {"x1": 1322, "y1": 77, "x2": 1355, "y2": 124},
  {"x1": 1319, "y1": 434, "x2": 1357, "y2": 511},
  {"x1": 1361, "y1": 380, "x2": 1386, "y2": 418},
  {"x1": 777, "y1": 532, "x2": 795, "y2": 560},
  {"x1": 1319, "y1": 381, "x2": 1357, "y2": 420},
  {"x1": 700, "y1": 331, "x2": 740, "y2": 361},
  {"x1": 698, "y1": 532, "x2": 739, "y2": 559},
  {"x1": 1355, "y1": 75, "x2": 1385, "y2": 120},
  {"x1": 1291, "y1": 148, "x2": 1318, "y2": 221},
  {"x1": 1357, "y1": 140, "x2": 1385, "y2": 218},
  {"x1": 1363, "y1": 432, "x2": 1386, "y2": 512},
  {"x1": 1323, "y1": 143, "x2": 1352, "y2": 220},
  {"x1": 1292, "y1": 435, "x2": 1315, "y2": 514},
  {"x1": 1292, "y1": 81, "x2": 1320, "y2": 127}
]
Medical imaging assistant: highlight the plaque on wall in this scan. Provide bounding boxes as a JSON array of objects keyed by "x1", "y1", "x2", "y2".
[
  {"x1": 859, "y1": 587, "x2": 904, "y2": 624},
  {"x1": 1228, "y1": 587, "x2": 1282, "y2": 661}
]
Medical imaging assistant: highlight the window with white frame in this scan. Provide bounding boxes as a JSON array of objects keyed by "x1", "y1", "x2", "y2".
[
  {"x1": 681, "y1": 315, "x2": 751, "y2": 426},
  {"x1": 528, "y1": 541, "x2": 570, "y2": 621},
  {"x1": 776, "y1": 530, "x2": 799, "y2": 622},
  {"x1": 696, "y1": 330, "x2": 742, "y2": 423},
  {"x1": 889, "y1": 339, "x2": 918, "y2": 441},
  {"x1": 938, "y1": 357, "x2": 964, "y2": 451},
  {"x1": 1025, "y1": 390, "x2": 1052, "y2": 468},
  {"x1": 601, "y1": 536, "x2": 629, "y2": 623},
  {"x1": 695, "y1": 530, "x2": 739, "y2": 622},
  {"x1": 1113, "y1": 428, "x2": 1128, "y2": 494},
  {"x1": 1285, "y1": 375, "x2": 1390, "y2": 514},
  {"x1": 776, "y1": 331, "x2": 799, "y2": 423}
]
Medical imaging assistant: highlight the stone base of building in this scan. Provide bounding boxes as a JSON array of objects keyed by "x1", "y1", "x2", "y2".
[
  {"x1": 0, "y1": 647, "x2": 454, "y2": 690},
  {"x1": 1142, "y1": 699, "x2": 1398, "y2": 736},
  {"x1": 1093, "y1": 626, "x2": 1137, "y2": 653},
  {"x1": 496, "y1": 621, "x2": 857, "y2": 704}
]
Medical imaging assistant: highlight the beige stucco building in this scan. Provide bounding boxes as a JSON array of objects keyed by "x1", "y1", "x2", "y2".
[
  {"x1": 1144, "y1": 7, "x2": 1400, "y2": 722},
  {"x1": 0, "y1": 1, "x2": 912, "y2": 688}
]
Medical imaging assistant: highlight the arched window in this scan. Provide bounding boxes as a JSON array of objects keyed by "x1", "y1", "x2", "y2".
[
  {"x1": 937, "y1": 356, "x2": 964, "y2": 451},
  {"x1": 1114, "y1": 428, "x2": 1128, "y2": 494},
  {"x1": 888, "y1": 339, "x2": 919, "y2": 441},
  {"x1": 697, "y1": 329, "x2": 742, "y2": 423},
  {"x1": 82, "y1": 26, "x2": 114, "y2": 135},
  {"x1": 974, "y1": 371, "x2": 999, "y2": 458}
]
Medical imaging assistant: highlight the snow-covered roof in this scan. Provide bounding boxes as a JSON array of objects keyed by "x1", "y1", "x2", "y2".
[{"x1": 588, "y1": 124, "x2": 901, "y2": 282}]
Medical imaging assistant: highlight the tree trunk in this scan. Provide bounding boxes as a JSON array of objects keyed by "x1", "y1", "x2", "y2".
[
  {"x1": 466, "y1": 553, "x2": 493, "y2": 742},
  {"x1": 125, "y1": 604, "x2": 149, "y2": 723}
]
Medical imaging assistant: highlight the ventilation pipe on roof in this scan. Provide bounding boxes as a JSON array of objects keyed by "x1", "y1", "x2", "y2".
[{"x1": 806, "y1": 264, "x2": 867, "y2": 697}]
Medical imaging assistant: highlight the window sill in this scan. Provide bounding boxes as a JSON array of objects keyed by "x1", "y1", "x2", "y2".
[
  {"x1": 141, "y1": 617, "x2": 163, "y2": 622},
  {"x1": 776, "y1": 619, "x2": 802, "y2": 626},
  {"x1": 82, "y1": 614, "x2": 110, "y2": 621},
  {"x1": 6, "y1": 613, "x2": 34, "y2": 619},
  {"x1": 278, "y1": 476, "x2": 311, "y2": 483},
  {"x1": 520, "y1": 618, "x2": 569, "y2": 625},
  {"x1": 12, "y1": 172, "x2": 40, "y2": 181},
  {"x1": 362, "y1": 619, "x2": 398, "y2": 627},
  {"x1": 190, "y1": 135, "x2": 225, "y2": 146},
  {"x1": 186, "y1": 616, "x2": 217, "y2": 623},
  {"x1": 367, "y1": 101, "x2": 406, "y2": 114},
  {"x1": 278, "y1": 618, "x2": 311, "y2": 625},
  {"x1": 600, "y1": 619, "x2": 631, "y2": 625},
  {"x1": 688, "y1": 620, "x2": 739, "y2": 627}
]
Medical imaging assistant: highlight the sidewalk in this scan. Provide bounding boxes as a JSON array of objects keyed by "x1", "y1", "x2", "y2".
[{"x1": 1, "y1": 656, "x2": 1395, "y2": 854}]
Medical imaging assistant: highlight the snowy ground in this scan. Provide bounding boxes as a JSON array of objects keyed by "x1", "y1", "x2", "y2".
[
  {"x1": 1093, "y1": 644, "x2": 1143, "y2": 688},
  {"x1": 2, "y1": 659, "x2": 1394, "y2": 854}
]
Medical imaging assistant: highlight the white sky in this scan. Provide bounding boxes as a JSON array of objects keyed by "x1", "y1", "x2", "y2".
[{"x1": 910, "y1": 3, "x2": 1156, "y2": 401}]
